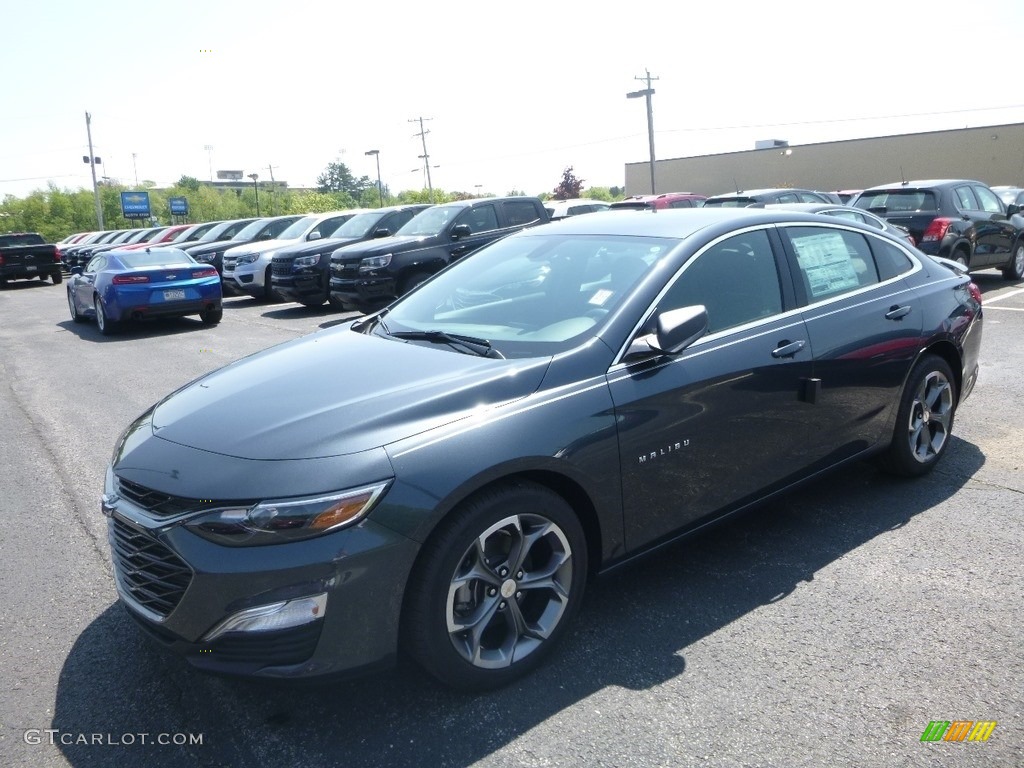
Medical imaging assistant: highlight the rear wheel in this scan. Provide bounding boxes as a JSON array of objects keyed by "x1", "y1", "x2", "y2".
[
  {"x1": 200, "y1": 307, "x2": 223, "y2": 325},
  {"x1": 953, "y1": 249, "x2": 970, "y2": 269},
  {"x1": 876, "y1": 354, "x2": 957, "y2": 476},
  {"x1": 52, "y1": 271, "x2": 63, "y2": 285},
  {"x1": 94, "y1": 296, "x2": 122, "y2": 336},
  {"x1": 1002, "y1": 241, "x2": 1024, "y2": 280},
  {"x1": 403, "y1": 481, "x2": 587, "y2": 691}
]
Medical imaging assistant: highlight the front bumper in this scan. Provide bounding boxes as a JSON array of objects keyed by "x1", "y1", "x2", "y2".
[{"x1": 107, "y1": 501, "x2": 419, "y2": 679}]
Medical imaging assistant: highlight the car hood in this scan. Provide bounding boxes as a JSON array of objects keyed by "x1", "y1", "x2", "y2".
[
  {"x1": 150, "y1": 325, "x2": 550, "y2": 460},
  {"x1": 276, "y1": 236, "x2": 362, "y2": 258},
  {"x1": 224, "y1": 237, "x2": 303, "y2": 256},
  {"x1": 332, "y1": 236, "x2": 429, "y2": 261}
]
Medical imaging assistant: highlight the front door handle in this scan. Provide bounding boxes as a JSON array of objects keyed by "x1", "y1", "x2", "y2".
[
  {"x1": 771, "y1": 339, "x2": 806, "y2": 358},
  {"x1": 885, "y1": 305, "x2": 912, "y2": 320}
]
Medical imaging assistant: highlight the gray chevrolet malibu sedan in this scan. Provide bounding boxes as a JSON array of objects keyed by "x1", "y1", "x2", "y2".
[{"x1": 103, "y1": 208, "x2": 982, "y2": 690}]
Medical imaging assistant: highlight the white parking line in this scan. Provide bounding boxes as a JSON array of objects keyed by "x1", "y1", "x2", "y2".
[
  {"x1": 983, "y1": 288, "x2": 1024, "y2": 305},
  {"x1": 985, "y1": 306, "x2": 1024, "y2": 311}
]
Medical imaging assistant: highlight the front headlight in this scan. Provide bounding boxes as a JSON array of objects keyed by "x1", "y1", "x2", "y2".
[
  {"x1": 359, "y1": 253, "x2": 392, "y2": 272},
  {"x1": 235, "y1": 252, "x2": 259, "y2": 265},
  {"x1": 184, "y1": 481, "x2": 390, "y2": 546},
  {"x1": 294, "y1": 253, "x2": 320, "y2": 268}
]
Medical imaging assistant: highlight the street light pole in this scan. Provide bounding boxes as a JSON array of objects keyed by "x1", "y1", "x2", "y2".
[
  {"x1": 626, "y1": 69, "x2": 659, "y2": 194},
  {"x1": 365, "y1": 150, "x2": 383, "y2": 207},
  {"x1": 84, "y1": 111, "x2": 104, "y2": 228},
  {"x1": 248, "y1": 173, "x2": 260, "y2": 216},
  {"x1": 204, "y1": 145, "x2": 214, "y2": 181}
]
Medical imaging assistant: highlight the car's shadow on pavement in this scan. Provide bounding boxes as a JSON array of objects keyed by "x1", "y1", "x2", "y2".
[
  {"x1": 50, "y1": 439, "x2": 985, "y2": 768},
  {"x1": 56, "y1": 316, "x2": 220, "y2": 343}
]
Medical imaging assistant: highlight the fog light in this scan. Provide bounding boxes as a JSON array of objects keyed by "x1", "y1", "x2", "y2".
[{"x1": 202, "y1": 593, "x2": 327, "y2": 641}]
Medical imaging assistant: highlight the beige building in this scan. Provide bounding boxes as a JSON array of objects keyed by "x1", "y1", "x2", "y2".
[{"x1": 624, "y1": 122, "x2": 1024, "y2": 198}]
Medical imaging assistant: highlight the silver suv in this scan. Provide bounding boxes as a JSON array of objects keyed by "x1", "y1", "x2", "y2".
[{"x1": 222, "y1": 211, "x2": 357, "y2": 300}]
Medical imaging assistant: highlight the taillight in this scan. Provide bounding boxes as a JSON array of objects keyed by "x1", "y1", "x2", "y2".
[
  {"x1": 968, "y1": 281, "x2": 982, "y2": 305},
  {"x1": 192, "y1": 267, "x2": 218, "y2": 278},
  {"x1": 921, "y1": 217, "x2": 954, "y2": 243},
  {"x1": 112, "y1": 274, "x2": 151, "y2": 284},
  {"x1": 0, "y1": 254, "x2": 5, "y2": 266}
]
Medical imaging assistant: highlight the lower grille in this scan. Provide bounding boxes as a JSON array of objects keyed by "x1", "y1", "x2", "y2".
[
  {"x1": 208, "y1": 622, "x2": 323, "y2": 666},
  {"x1": 271, "y1": 259, "x2": 292, "y2": 276},
  {"x1": 110, "y1": 517, "x2": 193, "y2": 619}
]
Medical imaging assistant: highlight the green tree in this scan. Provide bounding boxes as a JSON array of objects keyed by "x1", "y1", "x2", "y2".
[
  {"x1": 177, "y1": 175, "x2": 202, "y2": 193},
  {"x1": 317, "y1": 161, "x2": 373, "y2": 199},
  {"x1": 552, "y1": 167, "x2": 584, "y2": 200}
]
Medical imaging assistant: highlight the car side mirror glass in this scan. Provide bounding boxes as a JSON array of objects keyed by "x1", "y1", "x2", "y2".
[
  {"x1": 373, "y1": 228, "x2": 391, "y2": 238},
  {"x1": 623, "y1": 305, "x2": 708, "y2": 363},
  {"x1": 451, "y1": 224, "x2": 472, "y2": 240}
]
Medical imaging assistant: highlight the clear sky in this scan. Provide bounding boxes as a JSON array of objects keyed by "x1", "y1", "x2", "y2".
[{"x1": 3, "y1": 0, "x2": 1023, "y2": 200}]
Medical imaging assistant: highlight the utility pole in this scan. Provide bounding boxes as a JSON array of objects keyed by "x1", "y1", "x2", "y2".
[
  {"x1": 409, "y1": 116, "x2": 434, "y2": 202},
  {"x1": 204, "y1": 145, "x2": 214, "y2": 181},
  {"x1": 267, "y1": 164, "x2": 279, "y2": 214},
  {"x1": 132, "y1": 152, "x2": 139, "y2": 187},
  {"x1": 626, "y1": 69, "x2": 659, "y2": 194},
  {"x1": 84, "y1": 111, "x2": 104, "y2": 228}
]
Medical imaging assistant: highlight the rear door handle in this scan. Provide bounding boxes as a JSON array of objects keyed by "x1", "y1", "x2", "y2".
[
  {"x1": 885, "y1": 305, "x2": 912, "y2": 320},
  {"x1": 771, "y1": 339, "x2": 806, "y2": 358}
]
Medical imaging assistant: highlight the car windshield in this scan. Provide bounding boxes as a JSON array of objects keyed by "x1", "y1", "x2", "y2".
[
  {"x1": 117, "y1": 251, "x2": 194, "y2": 268},
  {"x1": 126, "y1": 229, "x2": 156, "y2": 243},
  {"x1": 332, "y1": 211, "x2": 388, "y2": 238},
  {"x1": 853, "y1": 190, "x2": 938, "y2": 212},
  {"x1": 231, "y1": 218, "x2": 277, "y2": 241},
  {"x1": 168, "y1": 225, "x2": 203, "y2": 243},
  {"x1": 995, "y1": 188, "x2": 1020, "y2": 204},
  {"x1": 278, "y1": 216, "x2": 318, "y2": 240},
  {"x1": 703, "y1": 198, "x2": 756, "y2": 208},
  {"x1": 195, "y1": 220, "x2": 237, "y2": 242},
  {"x1": 395, "y1": 206, "x2": 461, "y2": 236},
  {"x1": 376, "y1": 232, "x2": 678, "y2": 358}
]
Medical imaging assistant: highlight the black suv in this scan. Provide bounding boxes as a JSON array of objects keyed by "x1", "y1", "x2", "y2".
[
  {"x1": 703, "y1": 188, "x2": 839, "y2": 207},
  {"x1": 272, "y1": 204, "x2": 431, "y2": 307},
  {"x1": 329, "y1": 196, "x2": 549, "y2": 311},
  {"x1": 851, "y1": 179, "x2": 1024, "y2": 280}
]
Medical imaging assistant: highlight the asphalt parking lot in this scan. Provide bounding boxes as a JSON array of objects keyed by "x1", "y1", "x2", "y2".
[{"x1": 1, "y1": 274, "x2": 1022, "y2": 768}]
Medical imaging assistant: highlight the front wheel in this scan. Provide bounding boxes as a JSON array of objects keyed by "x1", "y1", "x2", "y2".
[
  {"x1": 68, "y1": 290, "x2": 86, "y2": 323},
  {"x1": 877, "y1": 354, "x2": 957, "y2": 476},
  {"x1": 52, "y1": 271, "x2": 63, "y2": 285},
  {"x1": 403, "y1": 481, "x2": 587, "y2": 691},
  {"x1": 1002, "y1": 241, "x2": 1024, "y2": 281}
]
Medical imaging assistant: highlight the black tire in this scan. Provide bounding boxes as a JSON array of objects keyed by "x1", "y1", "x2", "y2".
[
  {"x1": 262, "y1": 267, "x2": 281, "y2": 302},
  {"x1": 953, "y1": 249, "x2": 970, "y2": 269},
  {"x1": 94, "y1": 296, "x2": 121, "y2": 336},
  {"x1": 877, "y1": 354, "x2": 957, "y2": 477},
  {"x1": 399, "y1": 270, "x2": 431, "y2": 296},
  {"x1": 403, "y1": 480, "x2": 587, "y2": 691},
  {"x1": 68, "y1": 290, "x2": 86, "y2": 323},
  {"x1": 200, "y1": 307, "x2": 223, "y2": 325},
  {"x1": 1002, "y1": 240, "x2": 1024, "y2": 281},
  {"x1": 52, "y1": 271, "x2": 63, "y2": 285},
  {"x1": 0, "y1": 276, "x2": 7, "y2": 288}
]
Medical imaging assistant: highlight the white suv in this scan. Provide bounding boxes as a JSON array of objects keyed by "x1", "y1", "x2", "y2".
[{"x1": 222, "y1": 211, "x2": 356, "y2": 300}]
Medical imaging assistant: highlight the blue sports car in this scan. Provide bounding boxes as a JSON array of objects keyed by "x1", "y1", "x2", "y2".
[{"x1": 67, "y1": 247, "x2": 223, "y2": 335}]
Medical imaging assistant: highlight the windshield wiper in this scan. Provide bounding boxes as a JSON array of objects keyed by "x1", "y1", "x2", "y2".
[{"x1": 388, "y1": 330, "x2": 504, "y2": 359}]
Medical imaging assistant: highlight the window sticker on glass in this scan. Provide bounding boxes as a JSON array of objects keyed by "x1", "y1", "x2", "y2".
[
  {"x1": 589, "y1": 289, "x2": 613, "y2": 306},
  {"x1": 791, "y1": 232, "x2": 861, "y2": 298}
]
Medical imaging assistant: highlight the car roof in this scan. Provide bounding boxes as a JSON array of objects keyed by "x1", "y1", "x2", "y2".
[
  {"x1": 861, "y1": 179, "x2": 985, "y2": 191},
  {"x1": 522, "y1": 207, "x2": 836, "y2": 239}
]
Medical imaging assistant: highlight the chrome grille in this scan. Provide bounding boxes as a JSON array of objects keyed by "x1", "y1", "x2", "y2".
[{"x1": 110, "y1": 517, "x2": 192, "y2": 619}]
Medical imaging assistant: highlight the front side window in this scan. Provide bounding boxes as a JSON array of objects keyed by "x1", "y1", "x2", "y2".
[
  {"x1": 396, "y1": 206, "x2": 461, "y2": 237},
  {"x1": 784, "y1": 227, "x2": 879, "y2": 302},
  {"x1": 460, "y1": 205, "x2": 499, "y2": 233},
  {"x1": 973, "y1": 185, "x2": 1003, "y2": 213},
  {"x1": 659, "y1": 230, "x2": 783, "y2": 334}
]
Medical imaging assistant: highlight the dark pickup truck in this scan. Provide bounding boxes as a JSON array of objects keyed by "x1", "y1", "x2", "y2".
[
  {"x1": 329, "y1": 196, "x2": 549, "y2": 311},
  {"x1": 852, "y1": 179, "x2": 1024, "y2": 280},
  {"x1": 0, "y1": 233, "x2": 63, "y2": 286}
]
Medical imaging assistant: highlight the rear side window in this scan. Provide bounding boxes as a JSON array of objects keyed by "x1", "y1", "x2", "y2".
[
  {"x1": 870, "y1": 237, "x2": 914, "y2": 280},
  {"x1": 503, "y1": 200, "x2": 542, "y2": 227},
  {"x1": 784, "y1": 227, "x2": 879, "y2": 302},
  {"x1": 954, "y1": 186, "x2": 979, "y2": 211}
]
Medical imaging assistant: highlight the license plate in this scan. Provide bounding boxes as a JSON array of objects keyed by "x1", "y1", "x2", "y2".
[
  {"x1": 163, "y1": 289, "x2": 185, "y2": 300},
  {"x1": 26, "y1": 265, "x2": 36, "y2": 271}
]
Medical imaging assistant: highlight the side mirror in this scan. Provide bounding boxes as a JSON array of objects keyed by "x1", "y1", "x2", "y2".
[
  {"x1": 307, "y1": 231, "x2": 322, "y2": 241},
  {"x1": 372, "y1": 228, "x2": 391, "y2": 238},
  {"x1": 1007, "y1": 203, "x2": 1020, "y2": 216},
  {"x1": 71, "y1": 266, "x2": 83, "y2": 275},
  {"x1": 451, "y1": 223, "x2": 472, "y2": 240},
  {"x1": 623, "y1": 305, "x2": 708, "y2": 363}
]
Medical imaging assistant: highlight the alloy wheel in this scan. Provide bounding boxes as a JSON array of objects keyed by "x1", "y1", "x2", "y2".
[{"x1": 907, "y1": 370, "x2": 954, "y2": 463}]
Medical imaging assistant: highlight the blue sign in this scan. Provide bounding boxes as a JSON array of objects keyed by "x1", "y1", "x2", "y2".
[
  {"x1": 120, "y1": 191, "x2": 151, "y2": 220},
  {"x1": 169, "y1": 197, "x2": 189, "y2": 216}
]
